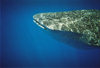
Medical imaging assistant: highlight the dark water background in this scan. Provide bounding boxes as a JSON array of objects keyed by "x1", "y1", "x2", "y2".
[{"x1": 1, "y1": 0, "x2": 100, "y2": 68}]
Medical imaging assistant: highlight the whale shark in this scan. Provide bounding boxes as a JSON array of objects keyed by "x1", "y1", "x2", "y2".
[{"x1": 33, "y1": 9, "x2": 100, "y2": 49}]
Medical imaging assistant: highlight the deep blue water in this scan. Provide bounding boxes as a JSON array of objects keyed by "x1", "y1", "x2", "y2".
[{"x1": 1, "y1": 0, "x2": 100, "y2": 68}]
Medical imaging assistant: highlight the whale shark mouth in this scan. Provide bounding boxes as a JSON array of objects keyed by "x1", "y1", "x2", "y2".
[
  {"x1": 33, "y1": 18, "x2": 48, "y2": 29},
  {"x1": 33, "y1": 9, "x2": 100, "y2": 47}
]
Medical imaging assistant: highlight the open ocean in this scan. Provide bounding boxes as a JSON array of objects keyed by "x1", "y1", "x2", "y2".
[{"x1": 1, "y1": 0, "x2": 100, "y2": 68}]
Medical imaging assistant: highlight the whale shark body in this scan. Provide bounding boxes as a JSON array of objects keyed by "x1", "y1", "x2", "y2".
[{"x1": 33, "y1": 9, "x2": 100, "y2": 49}]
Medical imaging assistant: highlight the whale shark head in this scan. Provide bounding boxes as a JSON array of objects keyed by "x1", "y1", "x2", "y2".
[{"x1": 33, "y1": 9, "x2": 100, "y2": 48}]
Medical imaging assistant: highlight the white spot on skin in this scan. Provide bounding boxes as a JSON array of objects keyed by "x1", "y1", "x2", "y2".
[
  {"x1": 58, "y1": 23, "x2": 64, "y2": 30},
  {"x1": 47, "y1": 25, "x2": 55, "y2": 30}
]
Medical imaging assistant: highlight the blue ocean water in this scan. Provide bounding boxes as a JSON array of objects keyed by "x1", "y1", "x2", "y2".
[{"x1": 1, "y1": 0, "x2": 100, "y2": 68}]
